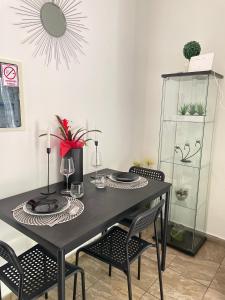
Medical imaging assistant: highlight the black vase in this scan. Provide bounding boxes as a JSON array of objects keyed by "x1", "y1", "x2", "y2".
[{"x1": 65, "y1": 148, "x2": 83, "y2": 185}]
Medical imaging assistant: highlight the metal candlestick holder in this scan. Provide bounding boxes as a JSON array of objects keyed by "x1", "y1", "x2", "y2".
[
  {"x1": 94, "y1": 140, "x2": 98, "y2": 179},
  {"x1": 41, "y1": 148, "x2": 56, "y2": 196},
  {"x1": 90, "y1": 140, "x2": 102, "y2": 180}
]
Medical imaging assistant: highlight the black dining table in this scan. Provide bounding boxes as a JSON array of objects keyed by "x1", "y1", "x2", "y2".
[{"x1": 0, "y1": 168, "x2": 171, "y2": 300}]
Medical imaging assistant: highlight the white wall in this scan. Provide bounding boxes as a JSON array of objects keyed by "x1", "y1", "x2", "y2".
[
  {"x1": 137, "y1": 0, "x2": 225, "y2": 239},
  {"x1": 0, "y1": 0, "x2": 138, "y2": 199},
  {"x1": 0, "y1": 0, "x2": 140, "y2": 198},
  {"x1": 0, "y1": 0, "x2": 138, "y2": 296},
  {"x1": 0, "y1": 0, "x2": 140, "y2": 202}
]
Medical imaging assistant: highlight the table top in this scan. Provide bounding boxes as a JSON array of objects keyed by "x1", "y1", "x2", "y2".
[{"x1": 0, "y1": 169, "x2": 171, "y2": 255}]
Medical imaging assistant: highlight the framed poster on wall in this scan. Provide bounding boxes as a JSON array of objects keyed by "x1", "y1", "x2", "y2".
[{"x1": 0, "y1": 58, "x2": 24, "y2": 130}]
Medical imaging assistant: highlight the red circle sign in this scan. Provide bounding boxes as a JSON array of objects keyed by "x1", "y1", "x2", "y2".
[{"x1": 3, "y1": 65, "x2": 17, "y2": 80}]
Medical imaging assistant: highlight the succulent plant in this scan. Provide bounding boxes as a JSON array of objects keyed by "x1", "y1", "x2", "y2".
[
  {"x1": 133, "y1": 158, "x2": 154, "y2": 168},
  {"x1": 133, "y1": 161, "x2": 142, "y2": 167},
  {"x1": 196, "y1": 103, "x2": 206, "y2": 116},
  {"x1": 183, "y1": 41, "x2": 201, "y2": 60},
  {"x1": 188, "y1": 104, "x2": 196, "y2": 115},
  {"x1": 143, "y1": 158, "x2": 154, "y2": 168},
  {"x1": 179, "y1": 104, "x2": 189, "y2": 115}
]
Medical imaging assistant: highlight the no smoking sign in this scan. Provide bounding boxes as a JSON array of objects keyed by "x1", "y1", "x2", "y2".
[{"x1": 1, "y1": 64, "x2": 19, "y2": 87}]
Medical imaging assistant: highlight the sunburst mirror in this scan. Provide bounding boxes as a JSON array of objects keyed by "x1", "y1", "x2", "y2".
[{"x1": 11, "y1": 0, "x2": 88, "y2": 68}]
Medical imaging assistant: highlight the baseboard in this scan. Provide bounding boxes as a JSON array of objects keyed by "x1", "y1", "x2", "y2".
[{"x1": 206, "y1": 233, "x2": 225, "y2": 247}]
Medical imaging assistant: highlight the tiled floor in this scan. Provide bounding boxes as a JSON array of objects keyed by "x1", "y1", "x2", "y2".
[{"x1": 4, "y1": 227, "x2": 225, "y2": 299}]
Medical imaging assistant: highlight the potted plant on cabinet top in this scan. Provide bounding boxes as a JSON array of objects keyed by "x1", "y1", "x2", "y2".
[{"x1": 183, "y1": 40, "x2": 201, "y2": 71}]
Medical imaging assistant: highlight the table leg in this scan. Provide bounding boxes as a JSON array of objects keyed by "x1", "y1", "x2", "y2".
[
  {"x1": 161, "y1": 189, "x2": 170, "y2": 271},
  {"x1": 57, "y1": 249, "x2": 65, "y2": 300}
]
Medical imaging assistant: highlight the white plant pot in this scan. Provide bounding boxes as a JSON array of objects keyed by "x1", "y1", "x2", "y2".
[{"x1": 172, "y1": 115, "x2": 205, "y2": 123}]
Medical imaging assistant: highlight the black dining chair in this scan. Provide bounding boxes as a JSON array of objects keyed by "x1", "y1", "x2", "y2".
[
  {"x1": 119, "y1": 166, "x2": 165, "y2": 280},
  {"x1": 74, "y1": 199, "x2": 165, "y2": 300},
  {"x1": 0, "y1": 243, "x2": 85, "y2": 300}
]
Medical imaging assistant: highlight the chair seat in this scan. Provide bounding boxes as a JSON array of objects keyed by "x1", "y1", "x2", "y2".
[
  {"x1": 80, "y1": 226, "x2": 152, "y2": 271},
  {"x1": 0, "y1": 244, "x2": 77, "y2": 300}
]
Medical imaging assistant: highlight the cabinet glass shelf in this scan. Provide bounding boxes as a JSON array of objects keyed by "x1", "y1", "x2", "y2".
[
  {"x1": 161, "y1": 160, "x2": 210, "y2": 169},
  {"x1": 163, "y1": 118, "x2": 214, "y2": 124},
  {"x1": 158, "y1": 71, "x2": 223, "y2": 256}
]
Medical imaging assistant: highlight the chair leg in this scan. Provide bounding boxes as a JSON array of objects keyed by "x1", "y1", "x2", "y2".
[
  {"x1": 45, "y1": 292, "x2": 48, "y2": 299},
  {"x1": 137, "y1": 232, "x2": 142, "y2": 280},
  {"x1": 80, "y1": 269, "x2": 86, "y2": 300},
  {"x1": 109, "y1": 264, "x2": 112, "y2": 277},
  {"x1": 154, "y1": 220, "x2": 164, "y2": 300},
  {"x1": 18, "y1": 277, "x2": 24, "y2": 300},
  {"x1": 126, "y1": 267, "x2": 133, "y2": 300},
  {"x1": 73, "y1": 251, "x2": 80, "y2": 300},
  {"x1": 109, "y1": 232, "x2": 112, "y2": 277}
]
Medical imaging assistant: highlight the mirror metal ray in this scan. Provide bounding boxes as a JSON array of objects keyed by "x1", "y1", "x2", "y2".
[{"x1": 12, "y1": 0, "x2": 87, "y2": 68}]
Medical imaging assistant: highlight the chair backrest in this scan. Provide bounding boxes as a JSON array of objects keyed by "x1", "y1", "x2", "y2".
[
  {"x1": 127, "y1": 198, "x2": 165, "y2": 241},
  {"x1": 0, "y1": 241, "x2": 23, "y2": 276},
  {"x1": 129, "y1": 166, "x2": 165, "y2": 182},
  {"x1": 0, "y1": 241, "x2": 24, "y2": 299}
]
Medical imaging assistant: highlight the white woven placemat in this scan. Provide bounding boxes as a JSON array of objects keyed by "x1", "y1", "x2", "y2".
[
  {"x1": 91, "y1": 176, "x2": 148, "y2": 189},
  {"x1": 12, "y1": 197, "x2": 84, "y2": 227},
  {"x1": 106, "y1": 176, "x2": 148, "y2": 189}
]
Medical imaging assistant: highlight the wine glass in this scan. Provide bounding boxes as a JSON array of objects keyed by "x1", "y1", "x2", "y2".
[
  {"x1": 60, "y1": 157, "x2": 75, "y2": 195},
  {"x1": 91, "y1": 141, "x2": 102, "y2": 180}
]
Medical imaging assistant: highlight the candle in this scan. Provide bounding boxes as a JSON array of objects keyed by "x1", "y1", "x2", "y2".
[
  {"x1": 95, "y1": 124, "x2": 97, "y2": 141},
  {"x1": 47, "y1": 128, "x2": 51, "y2": 149}
]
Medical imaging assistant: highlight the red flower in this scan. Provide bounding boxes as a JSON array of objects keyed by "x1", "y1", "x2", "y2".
[
  {"x1": 62, "y1": 119, "x2": 69, "y2": 135},
  {"x1": 46, "y1": 115, "x2": 102, "y2": 155},
  {"x1": 39, "y1": 115, "x2": 101, "y2": 154}
]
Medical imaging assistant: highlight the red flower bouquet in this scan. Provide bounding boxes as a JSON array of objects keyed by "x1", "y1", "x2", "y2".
[{"x1": 41, "y1": 115, "x2": 101, "y2": 157}]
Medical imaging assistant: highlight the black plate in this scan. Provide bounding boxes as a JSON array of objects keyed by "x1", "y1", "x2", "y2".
[
  {"x1": 111, "y1": 172, "x2": 139, "y2": 182},
  {"x1": 25, "y1": 196, "x2": 68, "y2": 214}
]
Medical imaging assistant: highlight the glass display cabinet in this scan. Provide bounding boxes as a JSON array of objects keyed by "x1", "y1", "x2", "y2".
[{"x1": 158, "y1": 71, "x2": 223, "y2": 255}]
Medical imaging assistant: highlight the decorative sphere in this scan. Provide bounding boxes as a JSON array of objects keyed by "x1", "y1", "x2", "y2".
[{"x1": 183, "y1": 41, "x2": 201, "y2": 60}]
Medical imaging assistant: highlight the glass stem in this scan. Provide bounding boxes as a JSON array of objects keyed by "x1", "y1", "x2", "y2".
[{"x1": 66, "y1": 175, "x2": 69, "y2": 191}]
